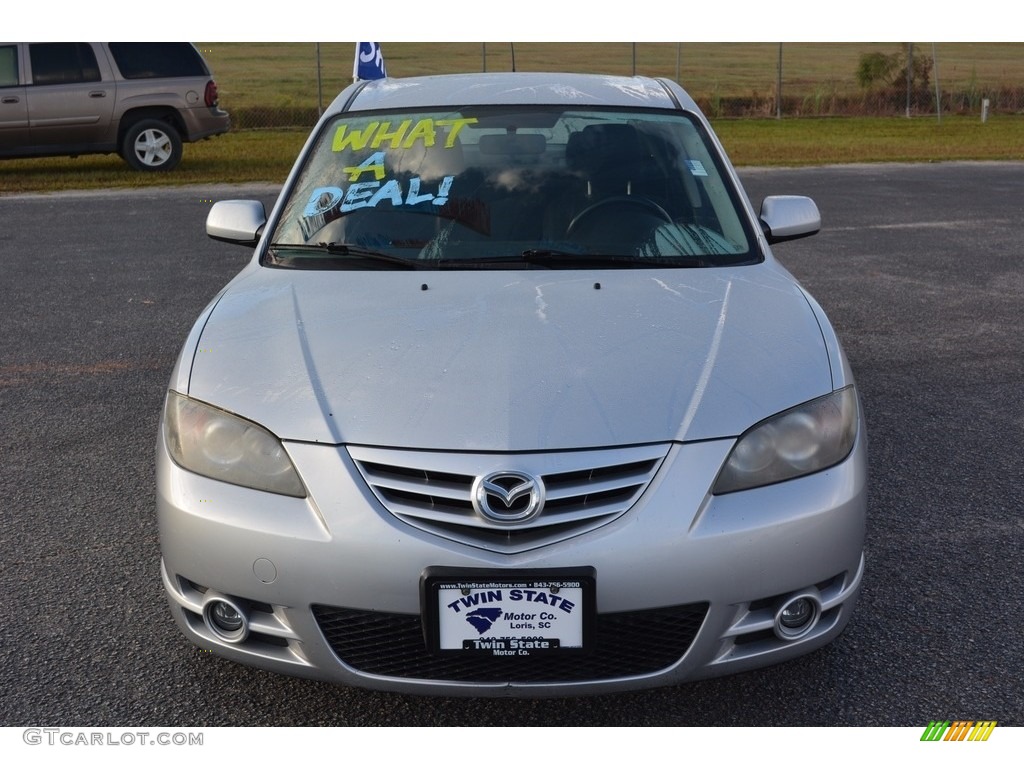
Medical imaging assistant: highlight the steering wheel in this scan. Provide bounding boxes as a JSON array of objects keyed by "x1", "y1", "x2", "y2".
[{"x1": 566, "y1": 195, "x2": 672, "y2": 236}]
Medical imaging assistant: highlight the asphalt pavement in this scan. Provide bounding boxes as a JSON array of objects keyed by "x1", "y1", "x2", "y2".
[{"x1": 0, "y1": 163, "x2": 1021, "y2": 726}]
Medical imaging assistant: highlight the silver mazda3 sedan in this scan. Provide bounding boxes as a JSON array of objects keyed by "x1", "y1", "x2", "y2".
[{"x1": 157, "y1": 72, "x2": 866, "y2": 696}]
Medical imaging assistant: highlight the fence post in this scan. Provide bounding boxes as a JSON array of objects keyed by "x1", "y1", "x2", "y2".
[
  {"x1": 777, "y1": 43, "x2": 783, "y2": 119},
  {"x1": 906, "y1": 42, "x2": 913, "y2": 117},
  {"x1": 315, "y1": 43, "x2": 323, "y2": 117}
]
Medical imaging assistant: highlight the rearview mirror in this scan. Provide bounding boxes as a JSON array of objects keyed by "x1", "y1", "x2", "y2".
[{"x1": 478, "y1": 133, "x2": 547, "y2": 156}]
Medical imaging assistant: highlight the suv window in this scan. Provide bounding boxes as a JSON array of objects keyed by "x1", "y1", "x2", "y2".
[
  {"x1": 29, "y1": 43, "x2": 100, "y2": 85},
  {"x1": 108, "y1": 43, "x2": 209, "y2": 79},
  {"x1": 0, "y1": 46, "x2": 17, "y2": 87}
]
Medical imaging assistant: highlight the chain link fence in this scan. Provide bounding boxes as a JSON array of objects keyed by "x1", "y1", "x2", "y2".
[{"x1": 197, "y1": 42, "x2": 1024, "y2": 130}]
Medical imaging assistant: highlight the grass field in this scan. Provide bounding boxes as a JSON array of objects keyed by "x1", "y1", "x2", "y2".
[
  {"x1": 200, "y1": 42, "x2": 1024, "y2": 117},
  {"x1": 3, "y1": 115, "x2": 1020, "y2": 195}
]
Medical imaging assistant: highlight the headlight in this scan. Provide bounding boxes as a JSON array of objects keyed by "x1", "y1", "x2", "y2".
[
  {"x1": 163, "y1": 391, "x2": 306, "y2": 497},
  {"x1": 712, "y1": 387, "x2": 858, "y2": 494}
]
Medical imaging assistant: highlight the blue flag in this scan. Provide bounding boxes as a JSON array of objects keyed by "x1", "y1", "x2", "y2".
[{"x1": 354, "y1": 42, "x2": 387, "y2": 81}]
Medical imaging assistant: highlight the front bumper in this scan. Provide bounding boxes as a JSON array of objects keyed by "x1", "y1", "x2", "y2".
[{"x1": 157, "y1": 430, "x2": 867, "y2": 697}]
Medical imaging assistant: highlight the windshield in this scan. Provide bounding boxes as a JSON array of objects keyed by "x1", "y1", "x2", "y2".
[{"x1": 268, "y1": 106, "x2": 758, "y2": 269}]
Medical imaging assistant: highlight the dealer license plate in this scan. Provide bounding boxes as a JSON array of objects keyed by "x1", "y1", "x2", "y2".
[{"x1": 426, "y1": 570, "x2": 594, "y2": 656}]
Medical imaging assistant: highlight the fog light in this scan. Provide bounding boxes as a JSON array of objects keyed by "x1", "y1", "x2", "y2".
[
  {"x1": 203, "y1": 597, "x2": 249, "y2": 643},
  {"x1": 774, "y1": 593, "x2": 820, "y2": 640},
  {"x1": 781, "y1": 598, "x2": 813, "y2": 628},
  {"x1": 211, "y1": 601, "x2": 243, "y2": 631}
]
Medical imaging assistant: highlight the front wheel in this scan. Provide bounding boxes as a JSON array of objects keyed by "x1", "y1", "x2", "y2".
[{"x1": 121, "y1": 119, "x2": 182, "y2": 172}]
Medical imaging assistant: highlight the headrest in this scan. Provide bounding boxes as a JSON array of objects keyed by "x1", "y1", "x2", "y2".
[{"x1": 565, "y1": 124, "x2": 647, "y2": 175}]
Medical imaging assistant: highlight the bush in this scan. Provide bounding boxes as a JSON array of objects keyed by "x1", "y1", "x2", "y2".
[
  {"x1": 856, "y1": 46, "x2": 931, "y2": 92},
  {"x1": 856, "y1": 52, "x2": 899, "y2": 89}
]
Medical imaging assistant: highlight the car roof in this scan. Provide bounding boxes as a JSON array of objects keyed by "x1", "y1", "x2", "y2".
[{"x1": 332, "y1": 72, "x2": 700, "y2": 114}]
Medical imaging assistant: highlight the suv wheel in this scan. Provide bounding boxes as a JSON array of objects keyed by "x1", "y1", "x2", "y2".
[{"x1": 121, "y1": 119, "x2": 182, "y2": 172}]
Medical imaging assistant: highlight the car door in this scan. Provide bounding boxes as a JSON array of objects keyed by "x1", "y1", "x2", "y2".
[
  {"x1": 0, "y1": 43, "x2": 29, "y2": 151},
  {"x1": 25, "y1": 42, "x2": 115, "y2": 150}
]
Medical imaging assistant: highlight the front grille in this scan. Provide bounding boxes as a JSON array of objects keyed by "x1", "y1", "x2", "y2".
[
  {"x1": 312, "y1": 603, "x2": 707, "y2": 683},
  {"x1": 349, "y1": 444, "x2": 669, "y2": 553}
]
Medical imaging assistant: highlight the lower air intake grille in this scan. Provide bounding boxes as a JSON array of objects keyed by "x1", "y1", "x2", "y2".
[{"x1": 312, "y1": 603, "x2": 708, "y2": 683}]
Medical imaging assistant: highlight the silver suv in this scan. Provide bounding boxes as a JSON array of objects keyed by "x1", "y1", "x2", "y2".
[{"x1": 0, "y1": 42, "x2": 230, "y2": 171}]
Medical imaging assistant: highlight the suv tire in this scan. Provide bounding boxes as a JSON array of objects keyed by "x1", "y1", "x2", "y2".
[{"x1": 121, "y1": 119, "x2": 183, "y2": 172}]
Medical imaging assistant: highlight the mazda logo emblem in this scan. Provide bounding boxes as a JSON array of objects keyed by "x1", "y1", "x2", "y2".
[{"x1": 471, "y1": 471, "x2": 545, "y2": 525}]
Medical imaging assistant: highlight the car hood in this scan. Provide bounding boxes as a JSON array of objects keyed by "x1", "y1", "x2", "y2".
[{"x1": 188, "y1": 265, "x2": 832, "y2": 450}]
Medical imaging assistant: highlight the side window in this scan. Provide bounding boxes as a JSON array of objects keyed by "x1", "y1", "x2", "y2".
[
  {"x1": 108, "y1": 43, "x2": 208, "y2": 79},
  {"x1": 0, "y1": 45, "x2": 18, "y2": 87},
  {"x1": 29, "y1": 43, "x2": 100, "y2": 86}
]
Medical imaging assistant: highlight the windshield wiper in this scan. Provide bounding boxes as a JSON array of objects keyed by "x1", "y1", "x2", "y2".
[
  {"x1": 267, "y1": 243, "x2": 420, "y2": 270},
  {"x1": 433, "y1": 254, "x2": 556, "y2": 270},
  {"x1": 431, "y1": 250, "x2": 710, "y2": 270},
  {"x1": 520, "y1": 249, "x2": 709, "y2": 269}
]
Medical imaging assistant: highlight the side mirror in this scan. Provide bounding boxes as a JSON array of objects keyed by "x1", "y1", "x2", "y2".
[
  {"x1": 206, "y1": 200, "x2": 267, "y2": 246},
  {"x1": 759, "y1": 195, "x2": 820, "y2": 244}
]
